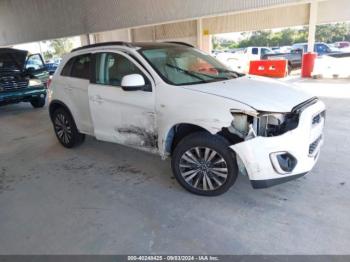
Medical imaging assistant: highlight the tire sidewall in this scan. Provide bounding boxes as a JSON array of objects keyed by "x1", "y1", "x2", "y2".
[
  {"x1": 31, "y1": 96, "x2": 46, "y2": 108},
  {"x1": 52, "y1": 108, "x2": 81, "y2": 148},
  {"x1": 171, "y1": 132, "x2": 238, "y2": 196}
]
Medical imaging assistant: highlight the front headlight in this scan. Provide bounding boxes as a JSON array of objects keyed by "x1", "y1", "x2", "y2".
[
  {"x1": 257, "y1": 112, "x2": 299, "y2": 137},
  {"x1": 230, "y1": 109, "x2": 259, "y2": 117},
  {"x1": 230, "y1": 110, "x2": 300, "y2": 139},
  {"x1": 29, "y1": 79, "x2": 43, "y2": 87}
]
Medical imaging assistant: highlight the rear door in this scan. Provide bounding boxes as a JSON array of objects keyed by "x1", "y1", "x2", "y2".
[
  {"x1": 60, "y1": 54, "x2": 93, "y2": 134},
  {"x1": 88, "y1": 51, "x2": 157, "y2": 151},
  {"x1": 249, "y1": 47, "x2": 260, "y2": 61}
]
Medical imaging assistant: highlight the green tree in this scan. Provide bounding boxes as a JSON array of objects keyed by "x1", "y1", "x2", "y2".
[
  {"x1": 49, "y1": 38, "x2": 73, "y2": 58},
  {"x1": 212, "y1": 36, "x2": 221, "y2": 50},
  {"x1": 213, "y1": 23, "x2": 350, "y2": 49},
  {"x1": 43, "y1": 51, "x2": 53, "y2": 61},
  {"x1": 294, "y1": 27, "x2": 308, "y2": 43},
  {"x1": 316, "y1": 23, "x2": 350, "y2": 42},
  {"x1": 238, "y1": 30, "x2": 273, "y2": 47}
]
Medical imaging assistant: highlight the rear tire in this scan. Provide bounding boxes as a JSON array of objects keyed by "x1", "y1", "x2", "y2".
[
  {"x1": 30, "y1": 96, "x2": 46, "y2": 108},
  {"x1": 52, "y1": 108, "x2": 85, "y2": 148},
  {"x1": 171, "y1": 132, "x2": 238, "y2": 196}
]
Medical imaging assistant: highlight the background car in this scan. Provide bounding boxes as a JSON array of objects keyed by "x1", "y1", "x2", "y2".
[
  {"x1": 334, "y1": 41, "x2": 350, "y2": 49},
  {"x1": 292, "y1": 42, "x2": 339, "y2": 55},
  {"x1": 45, "y1": 62, "x2": 59, "y2": 75},
  {"x1": 0, "y1": 48, "x2": 49, "y2": 108}
]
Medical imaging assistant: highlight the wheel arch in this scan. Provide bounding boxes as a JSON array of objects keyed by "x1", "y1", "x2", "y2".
[
  {"x1": 163, "y1": 123, "x2": 210, "y2": 156},
  {"x1": 162, "y1": 122, "x2": 244, "y2": 157},
  {"x1": 49, "y1": 100, "x2": 75, "y2": 122}
]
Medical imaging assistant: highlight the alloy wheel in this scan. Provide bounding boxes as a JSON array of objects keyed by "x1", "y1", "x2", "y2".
[
  {"x1": 54, "y1": 113, "x2": 73, "y2": 145},
  {"x1": 179, "y1": 147, "x2": 228, "y2": 191}
]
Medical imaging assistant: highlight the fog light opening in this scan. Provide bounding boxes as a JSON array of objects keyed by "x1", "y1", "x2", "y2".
[{"x1": 270, "y1": 152, "x2": 297, "y2": 174}]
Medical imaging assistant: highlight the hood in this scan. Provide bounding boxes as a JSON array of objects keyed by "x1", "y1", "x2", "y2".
[
  {"x1": 182, "y1": 75, "x2": 313, "y2": 112},
  {"x1": 0, "y1": 48, "x2": 28, "y2": 72}
]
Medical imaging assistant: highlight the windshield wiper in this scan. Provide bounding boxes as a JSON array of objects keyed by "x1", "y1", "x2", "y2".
[
  {"x1": 188, "y1": 69, "x2": 231, "y2": 80},
  {"x1": 166, "y1": 64, "x2": 209, "y2": 83},
  {"x1": 214, "y1": 68, "x2": 245, "y2": 78}
]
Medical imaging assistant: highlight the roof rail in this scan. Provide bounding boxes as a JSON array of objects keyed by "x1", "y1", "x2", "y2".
[
  {"x1": 71, "y1": 41, "x2": 133, "y2": 52},
  {"x1": 164, "y1": 41, "x2": 194, "y2": 48}
]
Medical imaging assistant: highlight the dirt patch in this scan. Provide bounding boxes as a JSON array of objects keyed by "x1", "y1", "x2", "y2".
[
  {"x1": 12, "y1": 136, "x2": 27, "y2": 142},
  {"x1": 105, "y1": 164, "x2": 142, "y2": 176},
  {"x1": 117, "y1": 164, "x2": 142, "y2": 174},
  {"x1": 61, "y1": 157, "x2": 95, "y2": 172},
  {"x1": 101, "y1": 164, "x2": 156, "y2": 186},
  {"x1": 0, "y1": 167, "x2": 15, "y2": 193}
]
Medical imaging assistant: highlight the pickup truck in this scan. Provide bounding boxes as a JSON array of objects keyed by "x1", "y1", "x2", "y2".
[
  {"x1": 262, "y1": 43, "x2": 340, "y2": 74},
  {"x1": 216, "y1": 47, "x2": 275, "y2": 74},
  {"x1": 0, "y1": 48, "x2": 49, "y2": 108},
  {"x1": 262, "y1": 49, "x2": 302, "y2": 74}
]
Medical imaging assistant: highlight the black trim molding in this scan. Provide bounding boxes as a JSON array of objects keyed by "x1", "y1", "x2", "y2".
[{"x1": 251, "y1": 172, "x2": 308, "y2": 189}]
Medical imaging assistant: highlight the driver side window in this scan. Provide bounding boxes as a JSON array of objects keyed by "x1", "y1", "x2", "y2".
[
  {"x1": 316, "y1": 44, "x2": 329, "y2": 54},
  {"x1": 261, "y1": 48, "x2": 271, "y2": 55},
  {"x1": 26, "y1": 54, "x2": 44, "y2": 70},
  {"x1": 94, "y1": 53, "x2": 146, "y2": 87}
]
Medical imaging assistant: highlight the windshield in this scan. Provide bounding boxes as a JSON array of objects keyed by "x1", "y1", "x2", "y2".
[{"x1": 139, "y1": 46, "x2": 242, "y2": 86}]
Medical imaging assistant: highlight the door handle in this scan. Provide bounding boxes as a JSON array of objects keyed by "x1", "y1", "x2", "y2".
[
  {"x1": 65, "y1": 86, "x2": 73, "y2": 92},
  {"x1": 90, "y1": 95, "x2": 103, "y2": 104}
]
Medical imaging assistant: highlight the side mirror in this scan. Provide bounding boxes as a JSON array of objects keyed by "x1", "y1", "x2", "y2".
[{"x1": 121, "y1": 74, "x2": 145, "y2": 91}]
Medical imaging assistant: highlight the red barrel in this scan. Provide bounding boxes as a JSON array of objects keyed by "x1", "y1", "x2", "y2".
[{"x1": 301, "y1": 52, "x2": 317, "y2": 78}]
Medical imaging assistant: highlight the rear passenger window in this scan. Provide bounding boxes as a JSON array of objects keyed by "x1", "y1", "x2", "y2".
[
  {"x1": 252, "y1": 48, "x2": 259, "y2": 55},
  {"x1": 64, "y1": 54, "x2": 91, "y2": 79},
  {"x1": 61, "y1": 58, "x2": 75, "y2": 76}
]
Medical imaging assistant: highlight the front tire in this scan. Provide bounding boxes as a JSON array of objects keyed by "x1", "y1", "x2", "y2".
[
  {"x1": 52, "y1": 108, "x2": 85, "y2": 148},
  {"x1": 30, "y1": 96, "x2": 46, "y2": 108},
  {"x1": 171, "y1": 132, "x2": 238, "y2": 196}
]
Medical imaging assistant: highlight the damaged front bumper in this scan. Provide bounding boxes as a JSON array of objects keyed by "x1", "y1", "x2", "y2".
[{"x1": 231, "y1": 100, "x2": 326, "y2": 189}]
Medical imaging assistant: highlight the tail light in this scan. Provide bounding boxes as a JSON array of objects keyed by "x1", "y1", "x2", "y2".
[{"x1": 46, "y1": 78, "x2": 52, "y2": 89}]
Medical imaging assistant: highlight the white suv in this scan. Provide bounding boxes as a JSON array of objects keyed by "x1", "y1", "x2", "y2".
[{"x1": 49, "y1": 42, "x2": 325, "y2": 196}]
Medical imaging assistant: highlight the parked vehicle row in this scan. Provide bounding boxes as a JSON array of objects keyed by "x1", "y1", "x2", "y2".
[
  {"x1": 216, "y1": 42, "x2": 343, "y2": 74},
  {"x1": 263, "y1": 42, "x2": 343, "y2": 72}
]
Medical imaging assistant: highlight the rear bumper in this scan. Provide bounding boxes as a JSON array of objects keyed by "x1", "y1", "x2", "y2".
[
  {"x1": 231, "y1": 100, "x2": 326, "y2": 188},
  {"x1": 0, "y1": 86, "x2": 46, "y2": 105}
]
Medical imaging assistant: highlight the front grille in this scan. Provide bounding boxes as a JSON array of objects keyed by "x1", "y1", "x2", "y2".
[
  {"x1": 309, "y1": 109, "x2": 325, "y2": 157},
  {"x1": 0, "y1": 76, "x2": 28, "y2": 91},
  {"x1": 309, "y1": 135, "x2": 322, "y2": 156}
]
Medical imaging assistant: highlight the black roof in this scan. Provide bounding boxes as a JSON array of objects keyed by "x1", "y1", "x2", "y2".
[{"x1": 71, "y1": 41, "x2": 194, "y2": 53}]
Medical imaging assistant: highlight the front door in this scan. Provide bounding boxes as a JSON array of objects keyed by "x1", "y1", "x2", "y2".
[
  {"x1": 25, "y1": 53, "x2": 49, "y2": 85},
  {"x1": 88, "y1": 51, "x2": 157, "y2": 152}
]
